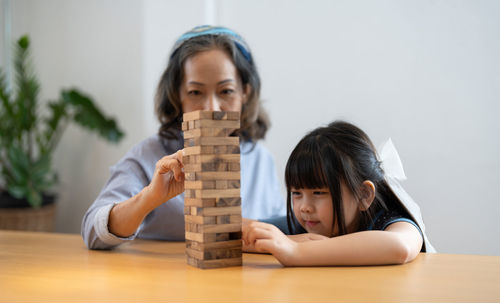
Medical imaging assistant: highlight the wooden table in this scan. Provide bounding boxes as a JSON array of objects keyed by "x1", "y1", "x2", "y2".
[{"x1": 1, "y1": 231, "x2": 499, "y2": 302}]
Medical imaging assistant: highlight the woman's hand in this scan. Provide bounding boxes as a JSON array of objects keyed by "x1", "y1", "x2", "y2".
[
  {"x1": 243, "y1": 221, "x2": 299, "y2": 266},
  {"x1": 144, "y1": 149, "x2": 185, "y2": 209},
  {"x1": 108, "y1": 150, "x2": 184, "y2": 238}
]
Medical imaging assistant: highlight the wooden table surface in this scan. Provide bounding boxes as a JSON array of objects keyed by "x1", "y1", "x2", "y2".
[{"x1": 1, "y1": 230, "x2": 499, "y2": 302}]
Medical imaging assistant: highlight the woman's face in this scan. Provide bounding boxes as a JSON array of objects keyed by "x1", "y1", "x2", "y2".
[{"x1": 180, "y1": 48, "x2": 248, "y2": 113}]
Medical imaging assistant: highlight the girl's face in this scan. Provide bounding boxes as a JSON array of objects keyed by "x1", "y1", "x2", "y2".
[
  {"x1": 292, "y1": 184, "x2": 361, "y2": 237},
  {"x1": 180, "y1": 48, "x2": 249, "y2": 113}
]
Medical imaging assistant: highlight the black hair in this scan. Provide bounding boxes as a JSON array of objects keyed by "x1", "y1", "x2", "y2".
[{"x1": 285, "y1": 120, "x2": 408, "y2": 236}]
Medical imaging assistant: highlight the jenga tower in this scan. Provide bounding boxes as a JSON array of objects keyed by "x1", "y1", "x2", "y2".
[{"x1": 182, "y1": 110, "x2": 242, "y2": 269}]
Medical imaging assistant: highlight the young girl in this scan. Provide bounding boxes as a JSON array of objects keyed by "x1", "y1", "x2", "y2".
[{"x1": 243, "y1": 121, "x2": 435, "y2": 266}]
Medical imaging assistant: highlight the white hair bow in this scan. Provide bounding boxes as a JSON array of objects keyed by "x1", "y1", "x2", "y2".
[{"x1": 378, "y1": 138, "x2": 407, "y2": 181}]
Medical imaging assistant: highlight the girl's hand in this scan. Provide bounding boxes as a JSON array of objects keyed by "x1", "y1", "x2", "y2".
[
  {"x1": 243, "y1": 221, "x2": 298, "y2": 266},
  {"x1": 242, "y1": 218, "x2": 260, "y2": 253},
  {"x1": 144, "y1": 150, "x2": 185, "y2": 209},
  {"x1": 288, "y1": 233, "x2": 329, "y2": 243}
]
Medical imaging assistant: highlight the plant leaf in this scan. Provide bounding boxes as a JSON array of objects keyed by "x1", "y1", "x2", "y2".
[
  {"x1": 17, "y1": 35, "x2": 29, "y2": 50},
  {"x1": 6, "y1": 144, "x2": 29, "y2": 183},
  {"x1": 26, "y1": 187, "x2": 42, "y2": 208},
  {"x1": 13, "y1": 34, "x2": 40, "y2": 133},
  {"x1": 7, "y1": 184, "x2": 28, "y2": 199},
  {"x1": 62, "y1": 89, "x2": 124, "y2": 143}
]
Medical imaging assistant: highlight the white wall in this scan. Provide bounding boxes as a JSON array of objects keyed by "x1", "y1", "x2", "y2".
[
  {"x1": 2, "y1": 0, "x2": 499, "y2": 256},
  {"x1": 218, "y1": 0, "x2": 500, "y2": 255},
  {"x1": 6, "y1": 0, "x2": 146, "y2": 232}
]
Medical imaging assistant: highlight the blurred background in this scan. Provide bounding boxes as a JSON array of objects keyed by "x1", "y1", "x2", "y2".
[{"x1": 1, "y1": 0, "x2": 498, "y2": 255}]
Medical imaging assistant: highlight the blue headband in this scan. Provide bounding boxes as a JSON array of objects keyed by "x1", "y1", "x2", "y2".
[{"x1": 171, "y1": 25, "x2": 252, "y2": 63}]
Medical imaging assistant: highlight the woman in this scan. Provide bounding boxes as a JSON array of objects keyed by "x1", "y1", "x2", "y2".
[{"x1": 82, "y1": 26, "x2": 284, "y2": 249}]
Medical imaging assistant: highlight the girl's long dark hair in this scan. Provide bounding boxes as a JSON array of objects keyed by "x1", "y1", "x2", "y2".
[{"x1": 285, "y1": 121, "x2": 408, "y2": 236}]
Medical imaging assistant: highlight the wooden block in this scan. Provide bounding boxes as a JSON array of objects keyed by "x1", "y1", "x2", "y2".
[
  {"x1": 184, "y1": 189, "x2": 195, "y2": 198},
  {"x1": 216, "y1": 233, "x2": 230, "y2": 241},
  {"x1": 193, "y1": 119, "x2": 240, "y2": 129},
  {"x1": 226, "y1": 112, "x2": 240, "y2": 120},
  {"x1": 186, "y1": 247, "x2": 242, "y2": 260},
  {"x1": 183, "y1": 110, "x2": 213, "y2": 122},
  {"x1": 213, "y1": 146, "x2": 227, "y2": 154},
  {"x1": 182, "y1": 110, "x2": 240, "y2": 122},
  {"x1": 212, "y1": 111, "x2": 227, "y2": 120},
  {"x1": 229, "y1": 215, "x2": 242, "y2": 224},
  {"x1": 184, "y1": 180, "x2": 216, "y2": 190},
  {"x1": 191, "y1": 206, "x2": 241, "y2": 216},
  {"x1": 207, "y1": 162, "x2": 228, "y2": 171},
  {"x1": 186, "y1": 248, "x2": 205, "y2": 260},
  {"x1": 214, "y1": 145, "x2": 240, "y2": 154},
  {"x1": 184, "y1": 159, "x2": 240, "y2": 173},
  {"x1": 184, "y1": 145, "x2": 239, "y2": 156},
  {"x1": 185, "y1": 223, "x2": 241, "y2": 234},
  {"x1": 184, "y1": 172, "x2": 196, "y2": 181},
  {"x1": 215, "y1": 180, "x2": 227, "y2": 189},
  {"x1": 216, "y1": 197, "x2": 242, "y2": 207},
  {"x1": 184, "y1": 206, "x2": 191, "y2": 215},
  {"x1": 185, "y1": 231, "x2": 238, "y2": 243},
  {"x1": 183, "y1": 162, "x2": 229, "y2": 172},
  {"x1": 228, "y1": 180, "x2": 240, "y2": 189},
  {"x1": 185, "y1": 232, "x2": 217, "y2": 243},
  {"x1": 229, "y1": 231, "x2": 242, "y2": 240},
  {"x1": 184, "y1": 162, "x2": 238, "y2": 173},
  {"x1": 182, "y1": 121, "x2": 189, "y2": 131},
  {"x1": 184, "y1": 197, "x2": 240, "y2": 207},
  {"x1": 199, "y1": 223, "x2": 241, "y2": 233},
  {"x1": 183, "y1": 146, "x2": 214, "y2": 156},
  {"x1": 184, "y1": 215, "x2": 217, "y2": 224},
  {"x1": 184, "y1": 137, "x2": 239, "y2": 147},
  {"x1": 185, "y1": 222, "x2": 198, "y2": 233},
  {"x1": 211, "y1": 111, "x2": 240, "y2": 121},
  {"x1": 184, "y1": 128, "x2": 235, "y2": 139},
  {"x1": 183, "y1": 164, "x2": 202, "y2": 173},
  {"x1": 185, "y1": 171, "x2": 240, "y2": 181},
  {"x1": 186, "y1": 256, "x2": 242, "y2": 269},
  {"x1": 213, "y1": 111, "x2": 238, "y2": 120},
  {"x1": 186, "y1": 239, "x2": 242, "y2": 251},
  {"x1": 186, "y1": 154, "x2": 240, "y2": 164},
  {"x1": 183, "y1": 155, "x2": 193, "y2": 165},
  {"x1": 184, "y1": 198, "x2": 217, "y2": 207},
  {"x1": 229, "y1": 162, "x2": 240, "y2": 171},
  {"x1": 203, "y1": 154, "x2": 240, "y2": 163},
  {"x1": 216, "y1": 215, "x2": 230, "y2": 224},
  {"x1": 186, "y1": 189, "x2": 240, "y2": 199},
  {"x1": 188, "y1": 120, "x2": 195, "y2": 130}
]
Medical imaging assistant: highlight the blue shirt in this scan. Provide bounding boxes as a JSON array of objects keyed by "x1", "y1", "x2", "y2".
[{"x1": 81, "y1": 134, "x2": 285, "y2": 249}]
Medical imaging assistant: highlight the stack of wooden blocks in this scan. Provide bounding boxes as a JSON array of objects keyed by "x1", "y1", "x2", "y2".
[{"x1": 182, "y1": 110, "x2": 242, "y2": 269}]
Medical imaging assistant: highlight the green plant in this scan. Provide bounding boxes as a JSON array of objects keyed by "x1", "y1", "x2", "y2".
[{"x1": 0, "y1": 35, "x2": 124, "y2": 208}]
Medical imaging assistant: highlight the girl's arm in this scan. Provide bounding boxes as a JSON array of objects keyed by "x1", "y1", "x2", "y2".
[
  {"x1": 288, "y1": 233, "x2": 329, "y2": 242},
  {"x1": 243, "y1": 221, "x2": 422, "y2": 266}
]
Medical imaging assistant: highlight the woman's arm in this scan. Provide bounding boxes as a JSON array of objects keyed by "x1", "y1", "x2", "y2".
[
  {"x1": 108, "y1": 150, "x2": 185, "y2": 237},
  {"x1": 243, "y1": 221, "x2": 422, "y2": 266}
]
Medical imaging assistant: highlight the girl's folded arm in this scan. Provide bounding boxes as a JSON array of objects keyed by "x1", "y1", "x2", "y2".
[{"x1": 289, "y1": 221, "x2": 423, "y2": 266}]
